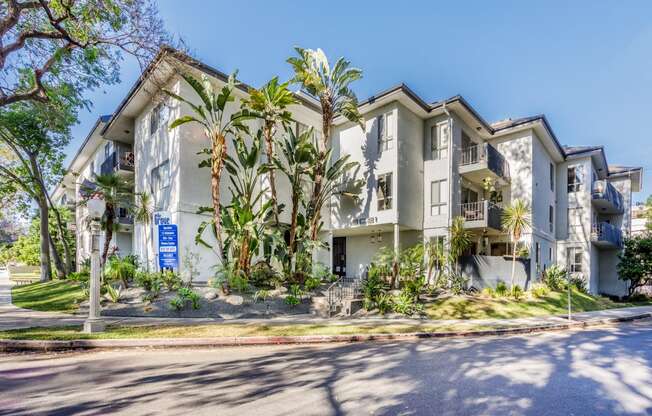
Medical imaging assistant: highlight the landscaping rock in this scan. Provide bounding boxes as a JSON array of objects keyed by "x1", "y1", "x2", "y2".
[
  {"x1": 224, "y1": 295, "x2": 244, "y2": 306},
  {"x1": 203, "y1": 290, "x2": 218, "y2": 300}
]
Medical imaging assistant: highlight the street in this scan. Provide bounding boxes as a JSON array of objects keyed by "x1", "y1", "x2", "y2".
[{"x1": 1, "y1": 320, "x2": 652, "y2": 415}]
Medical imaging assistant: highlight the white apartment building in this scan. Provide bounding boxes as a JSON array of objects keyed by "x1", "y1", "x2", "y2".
[
  {"x1": 54, "y1": 47, "x2": 642, "y2": 296},
  {"x1": 631, "y1": 203, "x2": 648, "y2": 236}
]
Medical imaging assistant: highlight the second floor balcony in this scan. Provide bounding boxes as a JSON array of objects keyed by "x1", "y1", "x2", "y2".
[
  {"x1": 592, "y1": 180, "x2": 624, "y2": 214},
  {"x1": 459, "y1": 142, "x2": 510, "y2": 185},
  {"x1": 591, "y1": 222, "x2": 623, "y2": 249},
  {"x1": 460, "y1": 200, "x2": 503, "y2": 231},
  {"x1": 100, "y1": 143, "x2": 135, "y2": 176}
]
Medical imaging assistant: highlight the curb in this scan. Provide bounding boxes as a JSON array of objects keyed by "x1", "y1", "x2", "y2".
[{"x1": 2, "y1": 313, "x2": 651, "y2": 352}]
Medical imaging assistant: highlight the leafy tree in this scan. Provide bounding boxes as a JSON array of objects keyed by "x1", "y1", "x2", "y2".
[
  {"x1": 501, "y1": 199, "x2": 532, "y2": 287},
  {"x1": 80, "y1": 173, "x2": 133, "y2": 266},
  {"x1": 0, "y1": 101, "x2": 72, "y2": 280},
  {"x1": 165, "y1": 72, "x2": 256, "y2": 259},
  {"x1": 448, "y1": 216, "x2": 473, "y2": 278},
  {"x1": 644, "y1": 195, "x2": 652, "y2": 232},
  {"x1": 618, "y1": 237, "x2": 652, "y2": 297},
  {"x1": 0, "y1": 0, "x2": 168, "y2": 108},
  {"x1": 242, "y1": 77, "x2": 297, "y2": 226},
  {"x1": 287, "y1": 47, "x2": 364, "y2": 240}
]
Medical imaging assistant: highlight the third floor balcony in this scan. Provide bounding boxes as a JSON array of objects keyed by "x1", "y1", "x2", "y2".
[
  {"x1": 100, "y1": 143, "x2": 135, "y2": 177},
  {"x1": 459, "y1": 142, "x2": 510, "y2": 185},
  {"x1": 592, "y1": 180, "x2": 624, "y2": 215}
]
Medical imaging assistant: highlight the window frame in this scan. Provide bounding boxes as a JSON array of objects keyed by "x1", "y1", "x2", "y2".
[
  {"x1": 377, "y1": 172, "x2": 393, "y2": 211},
  {"x1": 430, "y1": 179, "x2": 448, "y2": 216},
  {"x1": 431, "y1": 121, "x2": 450, "y2": 160},
  {"x1": 566, "y1": 246, "x2": 583, "y2": 273},
  {"x1": 377, "y1": 112, "x2": 394, "y2": 152},
  {"x1": 550, "y1": 162, "x2": 555, "y2": 191},
  {"x1": 567, "y1": 165, "x2": 583, "y2": 193},
  {"x1": 549, "y1": 205, "x2": 554, "y2": 233}
]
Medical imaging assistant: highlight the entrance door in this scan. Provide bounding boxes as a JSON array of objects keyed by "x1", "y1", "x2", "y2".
[{"x1": 332, "y1": 237, "x2": 346, "y2": 277}]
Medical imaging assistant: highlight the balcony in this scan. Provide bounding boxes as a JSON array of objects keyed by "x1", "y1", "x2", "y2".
[
  {"x1": 592, "y1": 180, "x2": 624, "y2": 214},
  {"x1": 591, "y1": 222, "x2": 623, "y2": 249},
  {"x1": 460, "y1": 200, "x2": 503, "y2": 231},
  {"x1": 100, "y1": 143, "x2": 135, "y2": 176},
  {"x1": 459, "y1": 143, "x2": 510, "y2": 185}
]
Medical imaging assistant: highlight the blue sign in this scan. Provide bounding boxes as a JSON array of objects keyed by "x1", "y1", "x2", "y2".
[{"x1": 158, "y1": 224, "x2": 178, "y2": 270}]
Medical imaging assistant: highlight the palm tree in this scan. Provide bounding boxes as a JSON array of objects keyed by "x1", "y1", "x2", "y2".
[
  {"x1": 448, "y1": 216, "x2": 473, "y2": 275},
  {"x1": 132, "y1": 192, "x2": 153, "y2": 271},
  {"x1": 80, "y1": 173, "x2": 133, "y2": 266},
  {"x1": 287, "y1": 47, "x2": 364, "y2": 240},
  {"x1": 164, "y1": 72, "x2": 256, "y2": 258},
  {"x1": 501, "y1": 199, "x2": 532, "y2": 287},
  {"x1": 273, "y1": 126, "x2": 313, "y2": 272},
  {"x1": 242, "y1": 77, "x2": 297, "y2": 226}
]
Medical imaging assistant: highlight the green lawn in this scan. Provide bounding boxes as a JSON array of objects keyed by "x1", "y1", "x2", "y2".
[
  {"x1": 0, "y1": 322, "x2": 504, "y2": 341},
  {"x1": 11, "y1": 280, "x2": 84, "y2": 313},
  {"x1": 424, "y1": 290, "x2": 650, "y2": 320}
]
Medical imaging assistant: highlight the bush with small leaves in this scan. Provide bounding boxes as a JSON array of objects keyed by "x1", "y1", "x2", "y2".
[
  {"x1": 530, "y1": 283, "x2": 550, "y2": 298},
  {"x1": 304, "y1": 276, "x2": 321, "y2": 292},
  {"x1": 376, "y1": 293, "x2": 393, "y2": 314},
  {"x1": 169, "y1": 297, "x2": 184, "y2": 311},
  {"x1": 285, "y1": 294, "x2": 300, "y2": 307},
  {"x1": 510, "y1": 285, "x2": 524, "y2": 300},
  {"x1": 161, "y1": 270, "x2": 183, "y2": 291},
  {"x1": 569, "y1": 276, "x2": 587, "y2": 294},
  {"x1": 543, "y1": 265, "x2": 567, "y2": 291},
  {"x1": 392, "y1": 291, "x2": 424, "y2": 316}
]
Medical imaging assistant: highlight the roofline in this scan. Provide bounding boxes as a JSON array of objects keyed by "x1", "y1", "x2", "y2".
[
  {"x1": 609, "y1": 167, "x2": 643, "y2": 177},
  {"x1": 102, "y1": 46, "x2": 320, "y2": 136}
]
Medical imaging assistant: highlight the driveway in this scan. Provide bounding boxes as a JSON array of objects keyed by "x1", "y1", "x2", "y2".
[{"x1": 2, "y1": 319, "x2": 652, "y2": 415}]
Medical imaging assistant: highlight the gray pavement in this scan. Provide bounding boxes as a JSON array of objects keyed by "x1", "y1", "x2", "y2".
[{"x1": 2, "y1": 319, "x2": 652, "y2": 415}]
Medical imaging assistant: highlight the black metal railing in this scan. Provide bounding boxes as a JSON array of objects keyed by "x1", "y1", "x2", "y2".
[
  {"x1": 460, "y1": 142, "x2": 510, "y2": 181},
  {"x1": 460, "y1": 200, "x2": 503, "y2": 229},
  {"x1": 100, "y1": 143, "x2": 135, "y2": 176},
  {"x1": 592, "y1": 222, "x2": 623, "y2": 248},
  {"x1": 326, "y1": 276, "x2": 363, "y2": 313},
  {"x1": 592, "y1": 180, "x2": 624, "y2": 213}
]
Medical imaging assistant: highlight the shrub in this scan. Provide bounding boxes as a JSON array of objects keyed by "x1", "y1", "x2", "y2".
[
  {"x1": 161, "y1": 270, "x2": 183, "y2": 291},
  {"x1": 169, "y1": 287, "x2": 202, "y2": 311},
  {"x1": 312, "y1": 262, "x2": 335, "y2": 282},
  {"x1": 362, "y1": 272, "x2": 385, "y2": 310},
  {"x1": 495, "y1": 281, "x2": 508, "y2": 297},
  {"x1": 169, "y1": 297, "x2": 184, "y2": 311},
  {"x1": 103, "y1": 284, "x2": 122, "y2": 303},
  {"x1": 134, "y1": 271, "x2": 161, "y2": 292},
  {"x1": 141, "y1": 293, "x2": 157, "y2": 303},
  {"x1": 68, "y1": 271, "x2": 89, "y2": 283},
  {"x1": 249, "y1": 261, "x2": 280, "y2": 288},
  {"x1": 229, "y1": 272, "x2": 250, "y2": 293},
  {"x1": 304, "y1": 276, "x2": 321, "y2": 292},
  {"x1": 449, "y1": 272, "x2": 468, "y2": 295},
  {"x1": 543, "y1": 265, "x2": 567, "y2": 291},
  {"x1": 569, "y1": 276, "x2": 587, "y2": 293},
  {"x1": 376, "y1": 293, "x2": 393, "y2": 314},
  {"x1": 402, "y1": 275, "x2": 426, "y2": 301},
  {"x1": 530, "y1": 283, "x2": 550, "y2": 298},
  {"x1": 253, "y1": 289, "x2": 270, "y2": 303},
  {"x1": 104, "y1": 256, "x2": 136, "y2": 287},
  {"x1": 510, "y1": 284, "x2": 524, "y2": 300},
  {"x1": 285, "y1": 294, "x2": 300, "y2": 307},
  {"x1": 481, "y1": 287, "x2": 495, "y2": 298},
  {"x1": 392, "y1": 291, "x2": 424, "y2": 316}
]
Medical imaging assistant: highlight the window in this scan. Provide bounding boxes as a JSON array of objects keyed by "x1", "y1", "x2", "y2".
[
  {"x1": 377, "y1": 173, "x2": 392, "y2": 210},
  {"x1": 567, "y1": 247, "x2": 583, "y2": 273},
  {"x1": 549, "y1": 247, "x2": 553, "y2": 262},
  {"x1": 431, "y1": 180, "x2": 448, "y2": 216},
  {"x1": 89, "y1": 161, "x2": 95, "y2": 175},
  {"x1": 104, "y1": 142, "x2": 111, "y2": 159},
  {"x1": 150, "y1": 102, "x2": 166, "y2": 136},
  {"x1": 567, "y1": 165, "x2": 583, "y2": 193},
  {"x1": 535, "y1": 242, "x2": 541, "y2": 265},
  {"x1": 550, "y1": 163, "x2": 555, "y2": 191},
  {"x1": 431, "y1": 121, "x2": 449, "y2": 160},
  {"x1": 150, "y1": 160, "x2": 170, "y2": 193},
  {"x1": 549, "y1": 205, "x2": 554, "y2": 233},
  {"x1": 377, "y1": 112, "x2": 394, "y2": 152}
]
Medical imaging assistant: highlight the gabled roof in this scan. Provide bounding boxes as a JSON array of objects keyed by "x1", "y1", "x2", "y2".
[{"x1": 563, "y1": 145, "x2": 604, "y2": 155}]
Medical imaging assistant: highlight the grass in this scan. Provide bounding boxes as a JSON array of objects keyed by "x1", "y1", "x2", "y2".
[
  {"x1": 423, "y1": 289, "x2": 651, "y2": 320},
  {"x1": 11, "y1": 280, "x2": 84, "y2": 313},
  {"x1": 0, "y1": 322, "x2": 504, "y2": 341}
]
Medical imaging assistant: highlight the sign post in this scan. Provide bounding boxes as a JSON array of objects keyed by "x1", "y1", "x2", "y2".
[{"x1": 158, "y1": 223, "x2": 178, "y2": 271}]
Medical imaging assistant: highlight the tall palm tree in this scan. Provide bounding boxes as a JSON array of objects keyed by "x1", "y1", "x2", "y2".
[
  {"x1": 80, "y1": 173, "x2": 133, "y2": 265},
  {"x1": 501, "y1": 199, "x2": 532, "y2": 287},
  {"x1": 165, "y1": 72, "x2": 256, "y2": 258},
  {"x1": 287, "y1": 47, "x2": 364, "y2": 240},
  {"x1": 242, "y1": 77, "x2": 297, "y2": 226},
  {"x1": 132, "y1": 192, "x2": 153, "y2": 271}
]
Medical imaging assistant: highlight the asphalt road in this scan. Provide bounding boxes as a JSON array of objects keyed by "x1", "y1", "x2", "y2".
[{"x1": 2, "y1": 320, "x2": 652, "y2": 416}]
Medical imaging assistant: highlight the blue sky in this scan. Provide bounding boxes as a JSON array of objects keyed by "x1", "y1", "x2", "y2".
[{"x1": 66, "y1": 0, "x2": 652, "y2": 201}]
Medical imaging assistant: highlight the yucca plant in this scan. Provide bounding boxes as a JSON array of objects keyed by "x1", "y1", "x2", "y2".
[
  {"x1": 502, "y1": 199, "x2": 532, "y2": 288},
  {"x1": 80, "y1": 173, "x2": 133, "y2": 265},
  {"x1": 287, "y1": 47, "x2": 364, "y2": 241},
  {"x1": 103, "y1": 284, "x2": 123, "y2": 303},
  {"x1": 448, "y1": 216, "x2": 473, "y2": 274},
  {"x1": 165, "y1": 72, "x2": 256, "y2": 258},
  {"x1": 242, "y1": 77, "x2": 298, "y2": 226},
  {"x1": 103, "y1": 255, "x2": 136, "y2": 288}
]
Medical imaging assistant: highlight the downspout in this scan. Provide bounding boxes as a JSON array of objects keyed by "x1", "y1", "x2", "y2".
[{"x1": 443, "y1": 103, "x2": 453, "y2": 229}]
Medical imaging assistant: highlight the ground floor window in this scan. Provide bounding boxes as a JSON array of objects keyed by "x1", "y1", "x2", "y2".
[{"x1": 566, "y1": 246, "x2": 583, "y2": 273}]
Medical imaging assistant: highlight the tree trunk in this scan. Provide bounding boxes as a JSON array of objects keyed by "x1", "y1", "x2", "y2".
[
  {"x1": 144, "y1": 223, "x2": 150, "y2": 272},
  {"x1": 36, "y1": 197, "x2": 51, "y2": 282},
  {"x1": 46, "y1": 199, "x2": 72, "y2": 276},
  {"x1": 211, "y1": 133, "x2": 226, "y2": 261},
  {"x1": 511, "y1": 243, "x2": 517, "y2": 288},
  {"x1": 48, "y1": 233, "x2": 65, "y2": 279},
  {"x1": 288, "y1": 190, "x2": 300, "y2": 273},
  {"x1": 102, "y1": 204, "x2": 115, "y2": 266},
  {"x1": 307, "y1": 102, "x2": 332, "y2": 241},
  {"x1": 264, "y1": 123, "x2": 280, "y2": 227}
]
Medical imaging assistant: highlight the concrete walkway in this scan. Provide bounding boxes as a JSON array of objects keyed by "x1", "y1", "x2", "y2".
[{"x1": 2, "y1": 271, "x2": 652, "y2": 332}]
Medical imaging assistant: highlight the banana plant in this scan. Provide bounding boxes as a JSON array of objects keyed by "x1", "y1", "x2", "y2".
[{"x1": 164, "y1": 72, "x2": 257, "y2": 259}]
